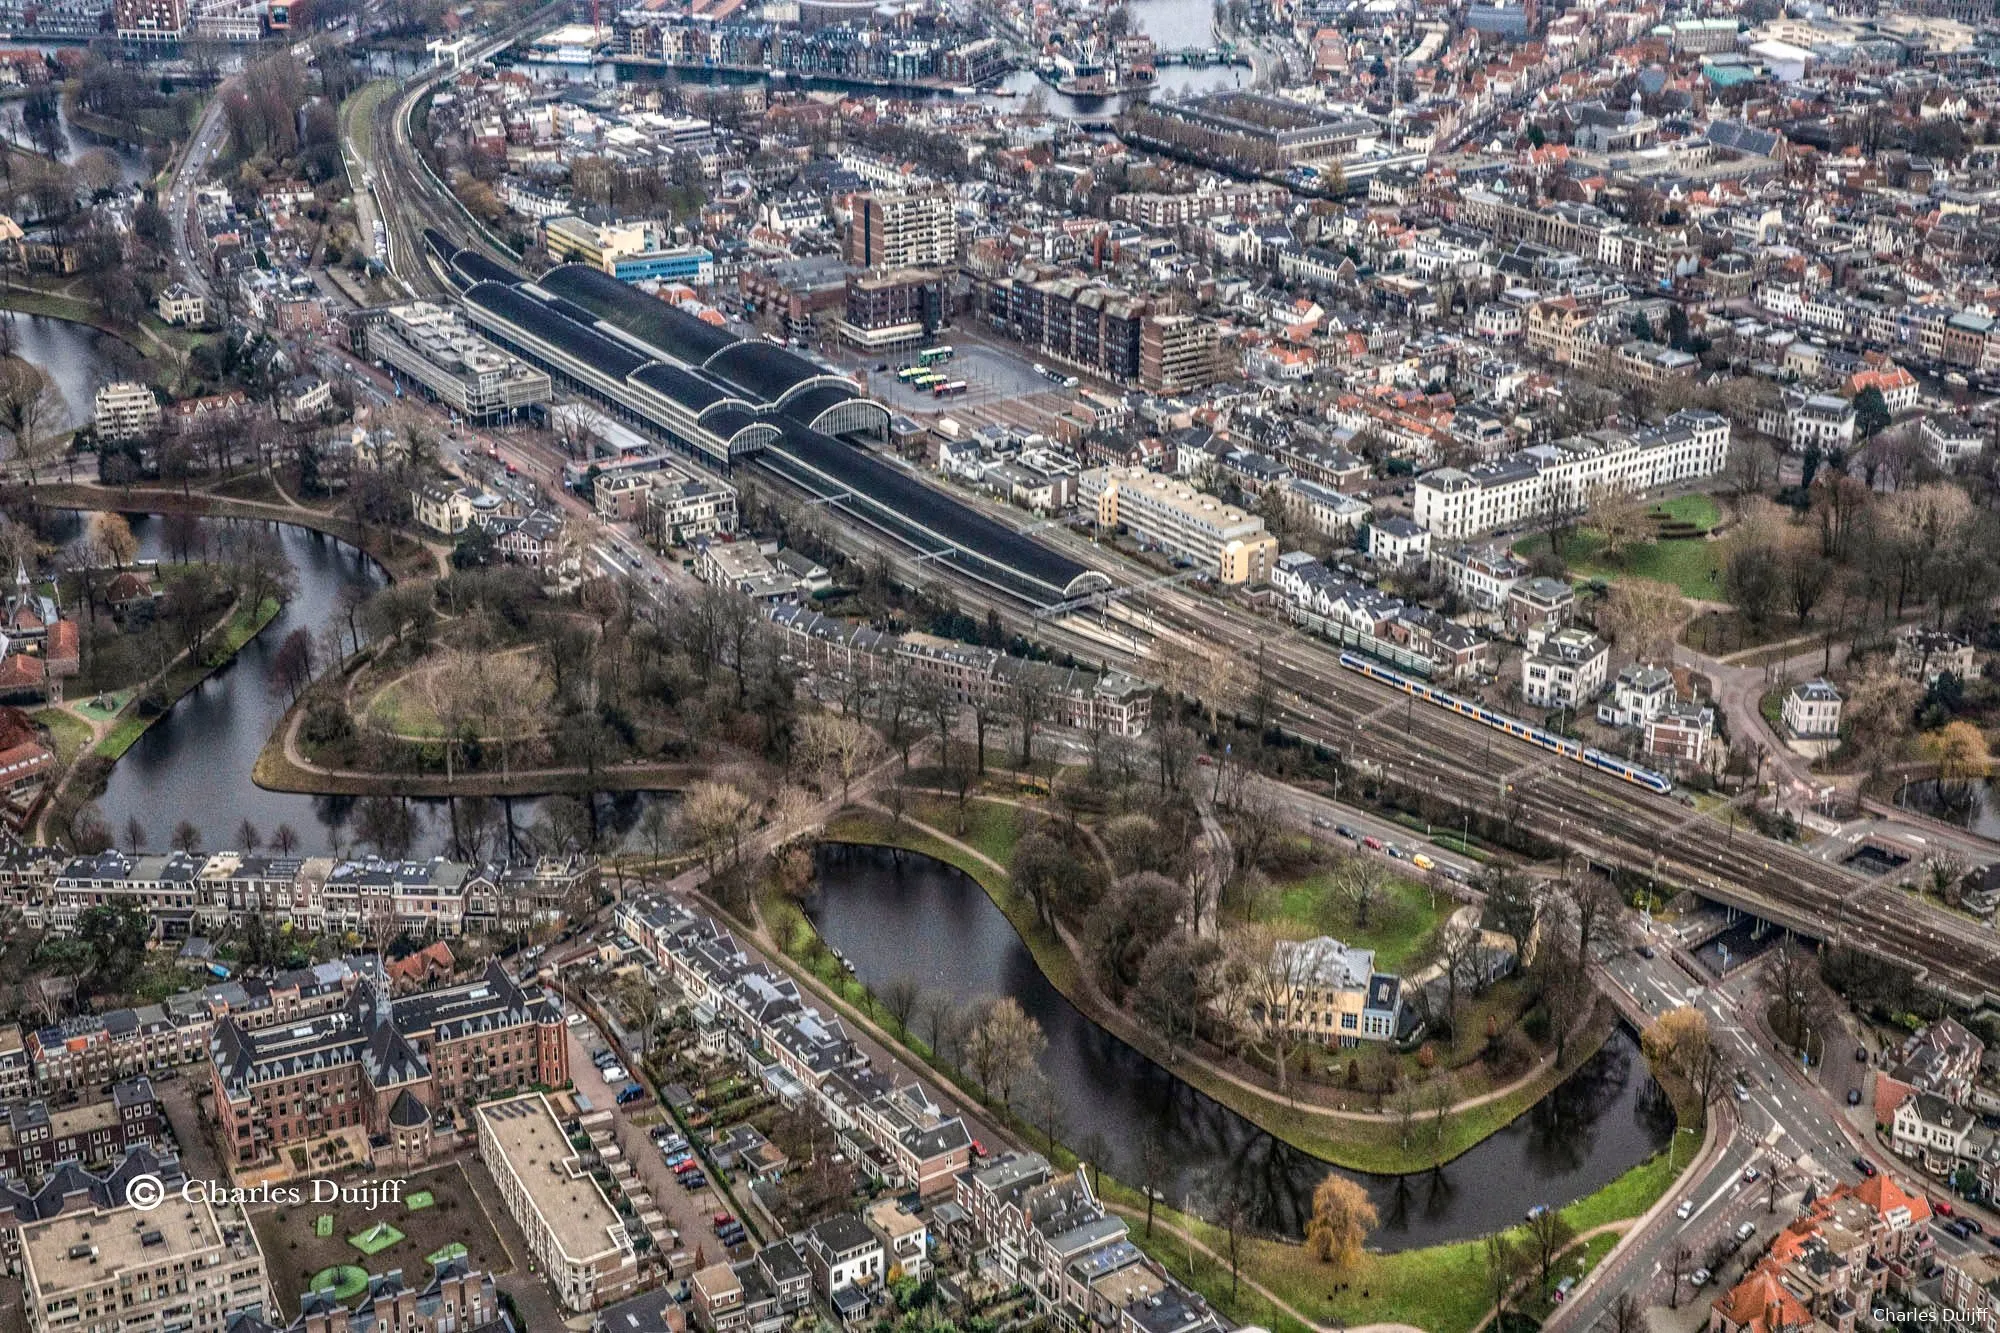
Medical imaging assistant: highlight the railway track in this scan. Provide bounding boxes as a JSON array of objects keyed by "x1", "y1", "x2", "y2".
[
  {"x1": 1129, "y1": 592, "x2": 2000, "y2": 1006},
  {"x1": 375, "y1": 67, "x2": 1997, "y2": 1007}
]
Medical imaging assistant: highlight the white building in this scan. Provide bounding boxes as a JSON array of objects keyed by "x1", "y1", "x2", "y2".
[
  {"x1": 1413, "y1": 411, "x2": 1729, "y2": 539},
  {"x1": 1891, "y1": 1092, "x2": 1977, "y2": 1178},
  {"x1": 1366, "y1": 517, "x2": 1430, "y2": 569},
  {"x1": 1283, "y1": 477, "x2": 1371, "y2": 540},
  {"x1": 1782, "y1": 678, "x2": 1842, "y2": 744},
  {"x1": 476, "y1": 1092, "x2": 641, "y2": 1311},
  {"x1": 1596, "y1": 662, "x2": 1675, "y2": 728},
  {"x1": 1921, "y1": 415, "x2": 1985, "y2": 471},
  {"x1": 1083, "y1": 467, "x2": 1278, "y2": 584},
  {"x1": 156, "y1": 282, "x2": 206, "y2": 327},
  {"x1": 1522, "y1": 627, "x2": 1608, "y2": 710},
  {"x1": 366, "y1": 302, "x2": 551, "y2": 424},
  {"x1": 21, "y1": 1193, "x2": 271, "y2": 1333},
  {"x1": 92, "y1": 381, "x2": 162, "y2": 442}
]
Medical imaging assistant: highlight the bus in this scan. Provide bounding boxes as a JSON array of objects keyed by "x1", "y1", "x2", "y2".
[
  {"x1": 896, "y1": 366, "x2": 928, "y2": 383},
  {"x1": 911, "y1": 372, "x2": 944, "y2": 388},
  {"x1": 932, "y1": 379, "x2": 968, "y2": 398},
  {"x1": 917, "y1": 346, "x2": 954, "y2": 366}
]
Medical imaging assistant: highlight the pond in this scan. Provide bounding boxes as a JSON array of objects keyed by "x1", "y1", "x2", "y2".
[
  {"x1": 5, "y1": 311, "x2": 132, "y2": 432},
  {"x1": 807, "y1": 844, "x2": 1678, "y2": 1250}
]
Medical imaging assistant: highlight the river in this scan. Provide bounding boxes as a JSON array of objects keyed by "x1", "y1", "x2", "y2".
[{"x1": 807, "y1": 843, "x2": 1677, "y2": 1250}]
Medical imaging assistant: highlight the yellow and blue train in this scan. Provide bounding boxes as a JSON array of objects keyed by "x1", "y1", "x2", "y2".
[{"x1": 1337, "y1": 652, "x2": 1674, "y2": 796}]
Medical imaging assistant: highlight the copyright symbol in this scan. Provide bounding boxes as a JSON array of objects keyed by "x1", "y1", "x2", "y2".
[{"x1": 126, "y1": 1174, "x2": 166, "y2": 1211}]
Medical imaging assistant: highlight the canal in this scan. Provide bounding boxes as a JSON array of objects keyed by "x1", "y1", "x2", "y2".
[
  {"x1": 64, "y1": 513, "x2": 660, "y2": 857},
  {"x1": 5, "y1": 312, "x2": 132, "y2": 432},
  {"x1": 807, "y1": 843, "x2": 1678, "y2": 1250}
]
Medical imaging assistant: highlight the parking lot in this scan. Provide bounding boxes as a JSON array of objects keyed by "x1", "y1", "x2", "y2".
[{"x1": 567, "y1": 1021, "x2": 753, "y2": 1274}]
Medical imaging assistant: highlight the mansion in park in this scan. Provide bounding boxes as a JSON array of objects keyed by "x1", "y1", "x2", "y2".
[{"x1": 209, "y1": 960, "x2": 568, "y2": 1169}]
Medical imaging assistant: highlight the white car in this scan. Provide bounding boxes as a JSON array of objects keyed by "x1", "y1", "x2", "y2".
[
  {"x1": 1676, "y1": 1199, "x2": 1695, "y2": 1220},
  {"x1": 601, "y1": 1065, "x2": 627, "y2": 1083},
  {"x1": 1691, "y1": 1268, "x2": 1712, "y2": 1288}
]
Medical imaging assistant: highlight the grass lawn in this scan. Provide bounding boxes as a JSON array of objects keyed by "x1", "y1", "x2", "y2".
[
  {"x1": 406, "y1": 1191, "x2": 435, "y2": 1211},
  {"x1": 250, "y1": 1164, "x2": 508, "y2": 1317},
  {"x1": 31, "y1": 708, "x2": 91, "y2": 765},
  {"x1": 1760, "y1": 688, "x2": 1785, "y2": 730},
  {"x1": 1520, "y1": 1230, "x2": 1622, "y2": 1321},
  {"x1": 313, "y1": 1214, "x2": 333, "y2": 1237},
  {"x1": 97, "y1": 712, "x2": 151, "y2": 761},
  {"x1": 1653, "y1": 495, "x2": 1721, "y2": 532},
  {"x1": 308, "y1": 1265, "x2": 369, "y2": 1301},
  {"x1": 905, "y1": 793, "x2": 1024, "y2": 869},
  {"x1": 1104, "y1": 1124, "x2": 1691, "y2": 1333},
  {"x1": 1263, "y1": 871, "x2": 1444, "y2": 972},
  {"x1": 821, "y1": 809, "x2": 1609, "y2": 1175},
  {"x1": 1516, "y1": 530, "x2": 1724, "y2": 599}
]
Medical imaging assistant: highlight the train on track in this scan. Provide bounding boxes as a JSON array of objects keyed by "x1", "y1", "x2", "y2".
[{"x1": 1337, "y1": 652, "x2": 1675, "y2": 796}]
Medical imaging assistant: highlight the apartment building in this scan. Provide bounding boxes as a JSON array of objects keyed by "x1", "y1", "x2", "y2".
[
  {"x1": 1706, "y1": 1176, "x2": 1934, "y2": 1333},
  {"x1": 209, "y1": 962, "x2": 567, "y2": 1168},
  {"x1": 837, "y1": 268, "x2": 946, "y2": 351},
  {"x1": 0, "y1": 1079, "x2": 160, "y2": 1185},
  {"x1": 845, "y1": 189, "x2": 956, "y2": 269},
  {"x1": 978, "y1": 268, "x2": 1149, "y2": 384},
  {"x1": 1084, "y1": 466, "x2": 1278, "y2": 584},
  {"x1": 112, "y1": 0, "x2": 187, "y2": 42},
  {"x1": 91, "y1": 381, "x2": 161, "y2": 442},
  {"x1": 48, "y1": 850, "x2": 206, "y2": 932},
  {"x1": 365, "y1": 303, "x2": 551, "y2": 425},
  {"x1": 20, "y1": 1194, "x2": 270, "y2": 1333},
  {"x1": 639, "y1": 466, "x2": 740, "y2": 547},
  {"x1": 1139, "y1": 315, "x2": 1222, "y2": 395},
  {"x1": 477, "y1": 1093, "x2": 641, "y2": 1312},
  {"x1": 1267, "y1": 936, "x2": 1402, "y2": 1045},
  {"x1": 1413, "y1": 410, "x2": 1730, "y2": 539}
]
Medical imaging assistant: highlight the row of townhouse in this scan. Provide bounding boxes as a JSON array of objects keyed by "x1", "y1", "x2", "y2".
[
  {"x1": 1755, "y1": 287, "x2": 2000, "y2": 375},
  {"x1": 952, "y1": 1151, "x2": 1226, "y2": 1333},
  {"x1": 615, "y1": 895, "x2": 974, "y2": 1199},
  {"x1": 690, "y1": 1203, "x2": 935, "y2": 1331},
  {"x1": 1269, "y1": 552, "x2": 1495, "y2": 680},
  {"x1": 765, "y1": 604, "x2": 1154, "y2": 737},
  {"x1": 14, "y1": 848, "x2": 595, "y2": 938},
  {"x1": 1412, "y1": 410, "x2": 1732, "y2": 540}
]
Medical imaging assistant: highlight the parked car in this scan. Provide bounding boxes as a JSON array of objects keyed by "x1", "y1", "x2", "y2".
[
  {"x1": 1856, "y1": 1047, "x2": 1869, "y2": 1062},
  {"x1": 1691, "y1": 1268, "x2": 1712, "y2": 1288},
  {"x1": 713, "y1": 1213, "x2": 735, "y2": 1228},
  {"x1": 682, "y1": 1173, "x2": 708, "y2": 1190},
  {"x1": 601, "y1": 1066, "x2": 627, "y2": 1083},
  {"x1": 1736, "y1": 1222, "x2": 1757, "y2": 1243},
  {"x1": 1853, "y1": 1157, "x2": 1877, "y2": 1178},
  {"x1": 1362, "y1": 836, "x2": 1383, "y2": 851},
  {"x1": 665, "y1": 1152, "x2": 692, "y2": 1168},
  {"x1": 1311, "y1": 815, "x2": 1331, "y2": 828},
  {"x1": 1934, "y1": 1199, "x2": 1954, "y2": 1217},
  {"x1": 1848, "y1": 1088, "x2": 1863, "y2": 1106},
  {"x1": 1638, "y1": 945, "x2": 1656, "y2": 959},
  {"x1": 1676, "y1": 1199, "x2": 1695, "y2": 1220},
  {"x1": 616, "y1": 1082, "x2": 645, "y2": 1105},
  {"x1": 1963, "y1": 1217, "x2": 1985, "y2": 1236},
  {"x1": 1385, "y1": 845, "x2": 1405, "y2": 860},
  {"x1": 1412, "y1": 853, "x2": 1436, "y2": 872},
  {"x1": 1742, "y1": 1167, "x2": 1760, "y2": 1182},
  {"x1": 1335, "y1": 825, "x2": 1356, "y2": 839}
]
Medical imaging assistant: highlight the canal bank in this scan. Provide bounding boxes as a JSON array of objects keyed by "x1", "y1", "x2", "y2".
[
  {"x1": 764, "y1": 829, "x2": 1696, "y2": 1333},
  {"x1": 801, "y1": 823, "x2": 1676, "y2": 1244}
]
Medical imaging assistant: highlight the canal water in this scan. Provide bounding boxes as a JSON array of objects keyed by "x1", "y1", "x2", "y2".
[
  {"x1": 807, "y1": 843, "x2": 1677, "y2": 1250},
  {"x1": 62, "y1": 514, "x2": 662, "y2": 857},
  {"x1": 5, "y1": 312, "x2": 127, "y2": 431},
  {"x1": 1897, "y1": 778, "x2": 2000, "y2": 839}
]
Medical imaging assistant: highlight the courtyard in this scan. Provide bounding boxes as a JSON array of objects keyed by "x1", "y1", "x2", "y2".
[{"x1": 248, "y1": 1161, "x2": 513, "y2": 1316}]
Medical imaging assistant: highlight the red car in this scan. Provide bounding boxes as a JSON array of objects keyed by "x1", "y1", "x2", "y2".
[
  {"x1": 712, "y1": 1212, "x2": 735, "y2": 1228},
  {"x1": 1362, "y1": 836, "x2": 1384, "y2": 851},
  {"x1": 1935, "y1": 1199, "x2": 1955, "y2": 1217}
]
